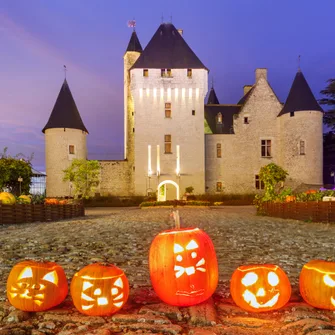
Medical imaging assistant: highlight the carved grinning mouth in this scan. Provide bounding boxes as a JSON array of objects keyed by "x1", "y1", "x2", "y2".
[
  {"x1": 176, "y1": 289, "x2": 205, "y2": 297},
  {"x1": 242, "y1": 290, "x2": 280, "y2": 309}
]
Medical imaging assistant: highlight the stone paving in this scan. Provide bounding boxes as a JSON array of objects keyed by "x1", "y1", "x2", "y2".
[{"x1": 0, "y1": 206, "x2": 335, "y2": 334}]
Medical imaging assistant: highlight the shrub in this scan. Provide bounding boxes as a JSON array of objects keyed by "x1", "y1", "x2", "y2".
[{"x1": 139, "y1": 200, "x2": 211, "y2": 208}]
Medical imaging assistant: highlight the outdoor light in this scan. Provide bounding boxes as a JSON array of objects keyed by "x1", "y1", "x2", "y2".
[{"x1": 18, "y1": 176, "x2": 23, "y2": 195}]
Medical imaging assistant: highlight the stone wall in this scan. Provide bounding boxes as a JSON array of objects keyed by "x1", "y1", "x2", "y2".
[
  {"x1": 98, "y1": 160, "x2": 132, "y2": 196},
  {"x1": 45, "y1": 128, "x2": 87, "y2": 197},
  {"x1": 130, "y1": 68, "x2": 208, "y2": 197}
]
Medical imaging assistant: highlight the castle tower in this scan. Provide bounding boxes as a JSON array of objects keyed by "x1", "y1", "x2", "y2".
[
  {"x1": 207, "y1": 86, "x2": 220, "y2": 104},
  {"x1": 278, "y1": 70, "x2": 323, "y2": 187},
  {"x1": 124, "y1": 30, "x2": 142, "y2": 194},
  {"x1": 42, "y1": 79, "x2": 88, "y2": 197},
  {"x1": 129, "y1": 23, "x2": 208, "y2": 199}
]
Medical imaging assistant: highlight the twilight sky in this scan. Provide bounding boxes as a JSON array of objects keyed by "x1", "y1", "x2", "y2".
[{"x1": 0, "y1": 0, "x2": 334, "y2": 171}]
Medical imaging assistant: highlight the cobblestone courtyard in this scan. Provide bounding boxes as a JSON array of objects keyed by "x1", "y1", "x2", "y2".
[{"x1": 0, "y1": 206, "x2": 335, "y2": 334}]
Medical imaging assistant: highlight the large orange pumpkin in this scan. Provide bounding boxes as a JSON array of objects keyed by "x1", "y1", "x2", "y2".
[
  {"x1": 230, "y1": 264, "x2": 291, "y2": 312},
  {"x1": 70, "y1": 263, "x2": 129, "y2": 316},
  {"x1": 149, "y1": 225, "x2": 218, "y2": 306},
  {"x1": 7, "y1": 260, "x2": 68, "y2": 312},
  {"x1": 300, "y1": 260, "x2": 335, "y2": 310}
]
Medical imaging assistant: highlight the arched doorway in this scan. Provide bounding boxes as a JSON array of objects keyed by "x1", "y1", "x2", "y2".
[{"x1": 157, "y1": 180, "x2": 179, "y2": 201}]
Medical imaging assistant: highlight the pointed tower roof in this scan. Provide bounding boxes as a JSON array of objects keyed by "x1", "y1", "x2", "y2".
[
  {"x1": 126, "y1": 30, "x2": 143, "y2": 53},
  {"x1": 42, "y1": 79, "x2": 88, "y2": 133},
  {"x1": 207, "y1": 87, "x2": 220, "y2": 104},
  {"x1": 278, "y1": 71, "x2": 323, "y2": 116},
  {"x1": 131, "y1": 23, "x2": 207, "y2": 70}
]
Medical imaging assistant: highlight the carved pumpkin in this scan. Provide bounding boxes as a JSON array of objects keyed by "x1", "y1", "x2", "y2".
[
  {"x1": 230, "y1": 264, "x2": 291, "y2": 312},
  {"x1": 70, "y1": 263, "x2": 129, "y2": 316},
  {"x1": 300, "y1": 260, "x2": 335, "y2": 310},
  {"x1": 149, "y1": 226, "x2": 218, "y2": 306},
  {"x1": 7, "y1": 260, "x2": 68, "y2": 311}
]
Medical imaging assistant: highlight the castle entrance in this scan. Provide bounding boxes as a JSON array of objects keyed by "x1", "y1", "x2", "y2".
[{"x1": 157, "y1": 180, "x2": 179, "y2": 202}]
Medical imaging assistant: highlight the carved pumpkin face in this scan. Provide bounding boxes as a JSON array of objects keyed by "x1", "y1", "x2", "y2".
[
  {"x1": 149, "y1": 227, "x2": 218, "y2": 306},
  {"x1": 230, "y1": 264, "x2": 291, "y2": 312},
  {"x1": 300, "y1": 260, "x2": 335, "y2": 310},
  {"x1": 6, "y1": 260, "x2": 68, "y2": 312},
  {"x1": 70, "y1": 263, "x2": 129, "y2": 316}
]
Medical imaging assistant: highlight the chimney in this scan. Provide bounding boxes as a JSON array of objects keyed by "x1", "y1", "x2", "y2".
[
  {"x1": 255, "y1": 68, "x2": 267, "y2": 82},
  {"x1": 177, "y1": 29, "x2": 183, "y2": 36},
  {"x1": 243, "y1": 85, "x2": 253, "y2": 96}
]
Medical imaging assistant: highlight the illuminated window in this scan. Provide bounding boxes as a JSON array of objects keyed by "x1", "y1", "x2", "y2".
[
  {"x1": 167, "y1": 68, "x2": 172, "y2": 77},
  {"x1": 165, "y1": 102, "x2": 171, "y2": 118},
  {"x1": 216, "y1": 143, "x2": 221, "y2": 158},
  {"x1": 261, "y1": 139, "x2": 272, "y2": 157},
  {"x1": 255, "y1": 175, "x2": 265, "y2": 189},
  {"x1": 165, "y1": 135, "x2": 172, "y2": 153},
  {"x1": 161, "y1": 69, "x2": 172, "y2": 77},
  {"x1": 300, "y1": 140, "x2": 305, "y2": 155},
  {"x1": 187, "y1": 69, "x2": 192, "y2": 78},
  {"x1": 143, "y1": 69, "x2": 148, "y2": 77},
  {"x1": 216, "y1": 112, "x2": 223, "y2": 124},
  {"x1": 161, "y1": 69, "x2": 165, "y2": 77},
  {"x1": 216, "y1": 182, "x2": 222, "y2": 192},
  {"x1": 69, "y1": 145, "x2": 75, "y2": 154}
]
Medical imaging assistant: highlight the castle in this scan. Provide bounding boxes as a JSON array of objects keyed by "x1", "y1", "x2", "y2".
[{"x1": 43, "y1": 23, "x2": 324, "y2": 199}]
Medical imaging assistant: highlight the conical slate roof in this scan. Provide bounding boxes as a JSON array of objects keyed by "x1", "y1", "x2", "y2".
[
  {"x1": 278, "y1": 71, "x2": 323, "y2": 116},
  {"x1": 42, "y1": 79, "x2": 88, "y2": 133},
  {"x1": 131, "y1": 23, "x2": 207, "y2": 70},
  {"x1": 207, "y1": 87, "x2": 220, "y2": 104},
  {"x1": 126, "y1": 31, "x2": 142, "y2": 53}
]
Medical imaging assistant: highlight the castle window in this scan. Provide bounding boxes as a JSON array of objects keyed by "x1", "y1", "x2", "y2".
[
  {"x1": 290, "y1": 112, "x2": 295, "y2": 117},
  {"x1": 244, "y1": 117, "x2": 249, "y2": 124},
  {"x1": 192, "y1": 110, "x2": 195, "y2": 116},
  {"x1": 255, "y1": 175, "x2": 265, "y2": 189},
  {"x1": 167, "y1": 69, "x2": 172, "y2": 77},
  {"x1": 143, "y1": 69, "x2": 149, "y2": 77},
  {"x1": 261, "y1": 139, "x2": 272, "y2": 157},
  {"x1": 217, "y1": 143, "x2": 222, "y2": 158},
  {"x1": 216, "y1": 112, "x2": 223, "y2": 124},
  {"x1": 161, "y1": 69, "x2": 172, "y2": 77},
  {"x1": 69, "y1": 145, "x2": 75, "y2": 155},
  {"x1": 165, "y1": 102, "x2": 171, "y2": 118},
  {"x1": 216, "y1": 182, "x2": 222, "y2": 192},
  {"x1": 300, "y1": 140, "x2": 305, "y2": 155},
  {"x1": 187, "y1": 69, "x2": 192, "y2": 78},
  {"x1": 164, "y1": 134, "x2": 172, "y2": 154}
]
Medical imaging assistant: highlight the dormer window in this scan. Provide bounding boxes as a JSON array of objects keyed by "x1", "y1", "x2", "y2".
[
  {"x1": 187, "y1": 69, "x2": 192, "y2": 78},
  {"x1": 143, "y1": 69, "x2": 149, "y2": 77},
  {"x1": 216, "y1": 112, "x2": 223, "y2": 124},
  {"x1": 161, "y1": 69, "x2": 172, "y2": 78}
]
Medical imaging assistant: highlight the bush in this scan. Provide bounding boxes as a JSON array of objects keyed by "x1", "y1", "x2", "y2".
[
  {"x1": 84, "y1": 195, "x2": 145, "y2": 207},
  {"x1": 140, "y1": 200, "x2": 211, "y2": 208},
  {"x1": 194, "y1": 193, "x2": 256, "y2": 204}
]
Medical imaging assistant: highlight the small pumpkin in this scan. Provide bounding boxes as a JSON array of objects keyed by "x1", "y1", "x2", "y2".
[
  {"x1": 18, "y1": 195, "x2": 32, "y2": 204},
  {"x1": 230, "y1": 264, "x2": 291, "y2": 312},
  {"x1": 149, "y1": 211, "x2": 218, "y2": 306},
  {"x1": 300, "y1": 260, "x2": 335, "y2": 310},
  {"x1": 285, "y1": 195, "x2": 296, "y2": 203},
  {"x1": 59, "y1": 200, "x2": 68, "y2": 205},
  {"x1": 7, "y1": 260, "x2": 68, "y2": 312},
  {"x1": 305, "y1": 190, "x2": 317, "y2": 194},
  {"x1": 70, "y1": 263, "x2": 129, "y2": 316},
  {"x1": 0, "y1": 192, "x2": 16, "y2": 205},
  {"x1": 45, "y1": 198, "x2": 59, "y2": 205}
]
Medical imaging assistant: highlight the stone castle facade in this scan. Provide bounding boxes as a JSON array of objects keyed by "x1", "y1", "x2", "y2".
[{"x1": 43, "y1": 23, "x2": 324, "y2": 199}]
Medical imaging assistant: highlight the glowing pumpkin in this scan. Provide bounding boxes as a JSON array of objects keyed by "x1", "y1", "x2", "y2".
[
  {"x1": 230, "y1": 264, "x2": 291, "y2": 312},
  {"x1": 300, "y1": 260, "x2": 335, "y2": 310},
  {"x1": 149, "y1": 223, "x2": 218, "y2": 306},
  {"x1": 70, "y1": 263, "x2": 129, "y2": 316},
  {"x1": 7, "y1": 260, "x2": 68, "y2": 312}
]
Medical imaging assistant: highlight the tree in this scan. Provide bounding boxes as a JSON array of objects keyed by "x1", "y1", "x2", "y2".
[
  {"x1": 319, "y1": 79, "x2": 335, "y2": 131},
  {"x1": 63, "y1": 159, "x2": 100, "y2": 199},
  {"x1": 0, "y1": 148, "x2": 33, "y2": 195}
]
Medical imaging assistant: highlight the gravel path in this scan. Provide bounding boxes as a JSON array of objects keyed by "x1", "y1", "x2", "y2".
[{"x1": 0, "y1": 206, "x2": 335, "y2": 335}]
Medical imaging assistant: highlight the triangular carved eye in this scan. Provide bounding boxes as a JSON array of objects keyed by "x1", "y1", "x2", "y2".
[
  {"x1": 114, "y1": 278, "x2": 123, "y2": 288},
  {"x1": 186, "y1": 240, "x2": 199, "y2": 250},
  {"x1": 42, "y1": 271, "x2": 58, "y2": 285},
  {"x1": 18, "y1": 267, "x2": 33, "y2": 280},
  {"x1": 174, "y1": 244, "x2": 184, "y2": 253},
  {"x1": 324, "y1": 274, "x2": 335, "y2": 287}
]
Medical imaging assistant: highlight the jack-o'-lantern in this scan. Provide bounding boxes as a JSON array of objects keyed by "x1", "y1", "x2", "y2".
[
  {"x1": 149, "y1": 211, "x2": 218, "y2": 306},
  {"x1": 70, "y1": 263, "x2": 129, "y2": 316},
  {"x1": 300, "y1": 260, "x2": 335, "y2": 310},
  {"x1": 230, "y1": 264, "x2": 291, "y2": 312},
  {"x1": 7, "y1": 260, "x2": 68, "y2": 312}
]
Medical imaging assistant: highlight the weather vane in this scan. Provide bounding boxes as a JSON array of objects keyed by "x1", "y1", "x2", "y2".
[
  {"x1": 64, "y1": 65, "x2": 67, "y2": 79},
  {"x1": 298, "y1": 55, "x2": 301, "y2": 72},
  {"x1": 127, "y1": 19, "x2": 136, "y2": 30}
]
